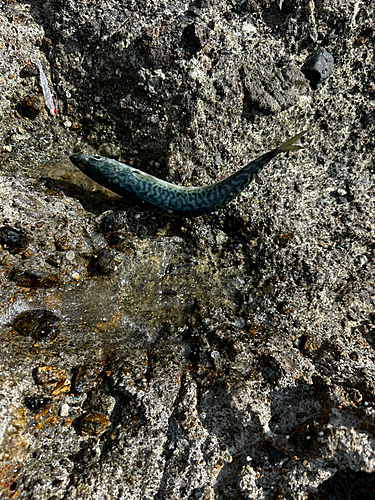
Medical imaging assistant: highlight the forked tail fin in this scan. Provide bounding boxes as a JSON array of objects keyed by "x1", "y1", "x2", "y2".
[{"x1": 271, "y1": 130, "x2": 308, "y2": 156}]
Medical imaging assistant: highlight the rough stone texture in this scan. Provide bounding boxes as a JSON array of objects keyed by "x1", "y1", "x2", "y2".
[{"x1": 0, "y1": 0, "x2": 375, "y2": 499}]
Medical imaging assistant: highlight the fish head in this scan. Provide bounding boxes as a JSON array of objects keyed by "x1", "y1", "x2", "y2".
[{"x1": 70, "y1": 153, "x2": 108, "y2": 177}]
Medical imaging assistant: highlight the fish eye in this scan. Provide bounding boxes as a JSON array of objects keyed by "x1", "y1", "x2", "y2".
[{"x1": 92, "y1": 155, "x2": 102, "y2": 160}]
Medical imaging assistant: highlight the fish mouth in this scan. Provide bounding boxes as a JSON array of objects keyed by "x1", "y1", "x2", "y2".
[
  {"x1": 70, "y1": 153, "x2": 87, "y2": 170},
  {"x1": 70, "y1": 153, "x2": 84, "y2": 162},
  {"x1": 70, "y1": 154, "x2": 92, "y2": 176}
]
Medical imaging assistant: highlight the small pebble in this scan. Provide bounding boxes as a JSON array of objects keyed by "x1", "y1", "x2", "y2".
[
  {"x1": 13, "y1": 309, "x2": 61, "y2": 341},
  {"x1": 358, "y1": 255, "x2": 367, "y2": 266},
  {"x1": 80, "y1": 412, "x2": 110, "y2": 436},
  {"x1": 22, "y1": 249, "x2": 33, "y2": 259},
  {"x1": 60, "y1": 403, "x2": 70, "y2": 417},
  {"x1": 65, "y1": 250, "x2": 75, "y2": 261},
  {"x1": 214, "y1": 155, "x2": 222, "y2": 167},
  {"x1": 51, "y1": 378, "x2": 71, "y2": 396},
  {"x1": 24, "y1": 396, "x2": 52, "y2": 412},
  {"x1": 35, "y1": 364, "x2": 66, "y2": 385},
  {"x1": 55, "y1": 235, "x2": 71, "y2": 250},
  {"x1": 22, "y1": 94, "x2": 45, "y2": 115},
  {"x1": 0, "y1": 226, "x2": 27, "y2": 252},
  {"x1": 302, "y1": 48, "x2": 334, "y2": 89},
  {"x1": 70, "y1": 121, "x2": 81, "y2": 130}
]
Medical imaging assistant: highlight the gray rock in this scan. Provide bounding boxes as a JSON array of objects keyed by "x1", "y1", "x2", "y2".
[
  {"x1": 0, "y1": 0, "x2": 375, "y2": 499},
  {"x1": 302, "y1": 47, "x2": 335, "y2": 89}
]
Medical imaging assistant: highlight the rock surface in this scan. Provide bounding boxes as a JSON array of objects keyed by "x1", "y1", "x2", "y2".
[{"x1": 0, "y1": 1, "x2": 375, "y2": 499}]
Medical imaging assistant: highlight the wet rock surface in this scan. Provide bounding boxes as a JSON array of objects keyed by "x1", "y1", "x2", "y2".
[
  {"x1": 12, "y1": 309, "x2": 61, "y2": 341},
  {"x1": 0, "y1": 1, "x2": 375, "y2": 499}
]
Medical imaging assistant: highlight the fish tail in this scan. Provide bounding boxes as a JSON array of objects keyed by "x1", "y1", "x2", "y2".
[{"x1": 271, "y1": 130, "x2": 308, "y2": 156}]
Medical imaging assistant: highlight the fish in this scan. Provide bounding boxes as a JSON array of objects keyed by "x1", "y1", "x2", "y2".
[{"x1": 70, "y1": 131, "x2": 306, "y2": 217}]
